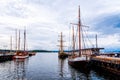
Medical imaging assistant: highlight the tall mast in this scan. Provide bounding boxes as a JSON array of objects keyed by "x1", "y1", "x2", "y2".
[
  {"x1": 72, "y1": 26, "x2": 75, "y2": 55},
  {"x1": 96, "y1": 34, "x2": 98, "y2": 48},
  {"x1": 24, "y1": 29, "x2": 26, "y2": 52},
  {"x1": 60, "y1": 32, "x2": 63, "y2": 53},
  {"x1": 18, "y1": 30, "x2": 20, "y2": 51},
  {"x1": 10, "y1": 36, "x2": 12, "y2": 51},
  {"x1": 78, "y1": 6, "x2": 81, "y2": 56},
  {"x1": 15, "y1": 29, "x2": 18, "y2": 51}
]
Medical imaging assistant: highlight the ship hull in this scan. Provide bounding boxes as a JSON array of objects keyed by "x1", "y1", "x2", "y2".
[
  {"x1": 68, "y1": 60, "x2": 88, "y2": 68},
  {"x1": 13, "y1": 51, "x2": 29, "y2": 59},
  {"x1": 68, "y1": 57, "x2": 90, "y2": 72},
  {"x1": 58, "y1": 53, "x2": 68, "y2": 59},
  {"x1": 13, "y1": 55, "x2": 28, "y2": 59}
]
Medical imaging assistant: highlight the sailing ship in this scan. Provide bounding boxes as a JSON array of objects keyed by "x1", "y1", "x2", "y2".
[
  {"x1": 13, "y1": 29, "x2": 28, "y2": 59},
  {"x1": 58, "y1": 32, "x2": 68, "y2": 59},
  {"x1": 68, "y1": 6, "x2": 103, "y2": 70}
]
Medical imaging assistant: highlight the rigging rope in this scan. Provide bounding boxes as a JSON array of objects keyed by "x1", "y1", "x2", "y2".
[
  {"x1": 83, "y1": 27, "x2": 94, "y2": 48},
  {"x1": 81, "y1": 27, "x2": 86, "y2": 49},
  {"x1": 75, "y1": 26, "x2": 78, "y2": 50},
  {"x1": 68, "y1": 24, "x2": 72, "y2": 51},
  {"x1": 82, "y1": 28, "x2": 90, "y2": 48}
]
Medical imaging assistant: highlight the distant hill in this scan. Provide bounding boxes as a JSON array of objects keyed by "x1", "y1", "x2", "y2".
[
  {"x1": 31, "y1": 50, "x2": 52, "y2": 52},
  {"x1": 0, "y1": 49, "x2": 52, "y2": 53},
  {"x1": 0, "y1": 49, "x2": 73, "y2": 53},
  {"x1": 29, "y1": 50, "x2": 72, "y2": 52}
]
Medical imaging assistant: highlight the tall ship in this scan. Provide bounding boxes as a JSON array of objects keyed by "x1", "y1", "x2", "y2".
[
  {"x1": 68, "y1": 6, "x2": 103, "y2": 70},
  {"x1": 58, "y1": 32, "x2": 68, "y2": 59},
  {"x1": 13, "y1": 29, "x2": 28, "y2": 59}
]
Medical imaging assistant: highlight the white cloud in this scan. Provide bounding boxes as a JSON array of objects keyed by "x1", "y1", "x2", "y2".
[
  {"x1": 98, "y1": 34, "x2": 120, "y2": 48},
  {"x1": 0, "y1": 0, "x2": 120, "y2": 50}
]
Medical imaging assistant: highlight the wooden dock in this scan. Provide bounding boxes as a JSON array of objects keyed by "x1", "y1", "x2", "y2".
[{"x1": 90, "y1": 56, "x2": 120, "y2": 75}]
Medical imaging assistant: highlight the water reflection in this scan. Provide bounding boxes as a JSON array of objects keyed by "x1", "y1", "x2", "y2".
[
  {"x1": 58, "y1": 58, "x2": 65, "y2": 78},
  {"x1": 68, "y1": 63, "x2": 120, "y2": 80},
  {"x1": 13, "y1": 59, "x2": 28, "y2": 80},
  {"x1": 58, "y1": 58, "x2": 91, "y2": 80},
  {"x1": 69, "y1": 66, "x2": 90, "y2": 80},
  {"x1": 0, "y1": 53, "x2": 120, "y2": 80},
  {"x1": 91, "y1": 68, "x2": 120, "y2": 80}
]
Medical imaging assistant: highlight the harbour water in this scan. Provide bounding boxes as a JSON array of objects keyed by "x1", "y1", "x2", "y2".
[{"x1": 0, "y1": 53, "x2": 119, "y2": 80}]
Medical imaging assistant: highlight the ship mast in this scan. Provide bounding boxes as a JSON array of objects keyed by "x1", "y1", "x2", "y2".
[
  {"x1": 72, "y1": 26, "x2": 75, "y2": 55},
  {"x1": 60, "y1": 32, "x2": 63, "y2": 53},
  {"x1": 18, "y1": 30, "x2": 20, "y2": 51},
  {"x1": 24, "y1": 29, "x2": 26, "y2": 52},
  {"x1": 10, "y1": 36, "x2": 12, "y2": 52},
  {"x1": 15, "y1": 29, "x2": 18, "y2": 51},
  {"x1": 96, "y1": 34, "x2": 98, "y2": 48},
  {"x1": 78, "y1": 6, "x2": 82, "y2": 56}
]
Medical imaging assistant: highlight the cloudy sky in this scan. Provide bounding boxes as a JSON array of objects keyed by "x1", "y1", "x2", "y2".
[{"x1": 0, "y1": 0, "x2": 120, "y2": 51}]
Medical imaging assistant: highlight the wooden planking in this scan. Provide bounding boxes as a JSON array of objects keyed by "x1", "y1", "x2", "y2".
[{"x1": 91, "y1": 56, "x2": 120, "y2": 64}]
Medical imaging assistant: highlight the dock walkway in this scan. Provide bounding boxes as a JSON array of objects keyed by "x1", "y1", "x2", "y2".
[{"x1": 90, "y1": 56, "x2": 120, "y2": 75}]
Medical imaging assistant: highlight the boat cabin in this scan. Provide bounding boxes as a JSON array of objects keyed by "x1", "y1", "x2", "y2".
[{"x1": 81, "y1": 48, "x2": 104, "y2": 56}]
